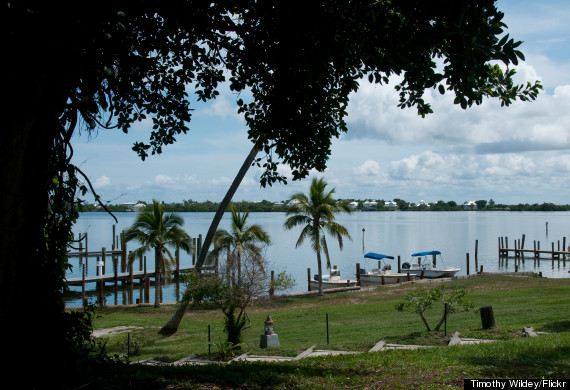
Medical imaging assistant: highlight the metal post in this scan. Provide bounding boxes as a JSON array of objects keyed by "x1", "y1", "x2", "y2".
[
  {"x1": 270, "y1": 270, "x2": 275, "y2": 297},
  {"x1": 326, "y1": 314, "x2": 329, "y2": 345}
]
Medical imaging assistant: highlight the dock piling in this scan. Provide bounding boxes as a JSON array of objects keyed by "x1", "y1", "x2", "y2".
[{"x1": 475, "y1": 240, "x2": 478, "y2": 270}]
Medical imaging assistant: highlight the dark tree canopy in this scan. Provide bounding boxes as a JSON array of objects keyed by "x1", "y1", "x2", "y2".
[
  {"x1": 9, "y1": 1, "x2": 539, "y2": 186},
  {"x1": 2, "y1": 1, "x2": 540, "y2": 387}
]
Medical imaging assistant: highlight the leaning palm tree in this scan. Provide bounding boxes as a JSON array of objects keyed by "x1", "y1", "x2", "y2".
[
  {"x1": 284, "y1": 177, "x2": 352, "y2": 296},
  {"x1": 123, "y1": 199, "x2": 194, "y2": 307},
  {"x1": 209, "y1": 203, "x2": 271, "y2": 284}
]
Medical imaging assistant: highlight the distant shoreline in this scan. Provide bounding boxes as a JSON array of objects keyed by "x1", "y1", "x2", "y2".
[{"x1": 78, "y1": 200, "x2": 570, "y2": 214}]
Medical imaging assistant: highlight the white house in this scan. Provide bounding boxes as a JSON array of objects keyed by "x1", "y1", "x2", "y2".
[
  {"x1": 416, "y1": 200, "x2": 430, "y2": 208},
  {"x1": 348, "y1": 201, "x2": 359, "y2": 210},
  {"x1": 384, "y1": 201, "x2": 398, "y2": 210},
  {"x1": 133, "y1": 203, "x2": 146, "y2": 212},
  {"x1": 122, "y1": 202, "x2": 146, "y2": 211},
  {"x1": 287, "y1": 199, "x2": 300, "y2": 207},
  {"x1": 363, "y1": 200, "x2": 378, "y2": 210},
  {"x1": 463, "y1": 201, "x2": 478, "y2": 209}
]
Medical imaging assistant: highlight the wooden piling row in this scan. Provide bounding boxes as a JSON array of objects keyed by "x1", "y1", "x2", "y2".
[
  {"x1": 498, "y1": 234, "x2": 569, "y2": 272},
  {"x1": 67, "y1": 225, "x2": 215, "y2": 307}
]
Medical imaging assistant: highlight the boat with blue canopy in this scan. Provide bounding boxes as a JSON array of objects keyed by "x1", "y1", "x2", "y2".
[
  {"x1": 401, "y1": 251, "x2": 460, "y2": 278},
  {"x1": 358, "y1": 252, "x2": 416, "y2": 285}
]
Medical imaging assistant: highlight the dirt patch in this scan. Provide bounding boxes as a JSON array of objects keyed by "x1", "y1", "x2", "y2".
[{"x1": 92, "y1": 326, "x2": 143, "y2": 338}]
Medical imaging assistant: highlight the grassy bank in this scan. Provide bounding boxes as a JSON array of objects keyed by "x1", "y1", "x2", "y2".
[{"x1": 86, "y1": 275, "x2": 570, "y2": 389}]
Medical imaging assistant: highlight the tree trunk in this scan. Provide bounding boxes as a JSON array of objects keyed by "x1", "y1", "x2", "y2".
[
  {"x1": 316, "y1": 251, "x2": 324, "y2": 296},
  {"x1": 159, "y1": 145, "x2": 259, "y2": 335},
  {"x1": 2, "y1": 38, "x2": 73, "y2": 385},
  {"x1": 237, "y1": 252, "x2": 241, "y2": 285},
  {"x1": 420, "y1": 312, "x2": 432, "y2": 331},
  {"x1": 155, "y1": 248, "x2": 161, "y2": 308},
  {"x1": 434, "y1": 315, "x2": 445, "y2": 332}
]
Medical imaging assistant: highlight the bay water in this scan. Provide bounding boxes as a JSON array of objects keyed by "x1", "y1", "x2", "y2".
[{"x1": 65, "y1": 211, "x2": 570, "y2": 307}]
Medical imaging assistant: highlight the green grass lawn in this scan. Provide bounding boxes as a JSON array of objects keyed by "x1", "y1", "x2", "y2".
[{"x1": 86, "y1": 275, "x2": 570, "y2": 389}]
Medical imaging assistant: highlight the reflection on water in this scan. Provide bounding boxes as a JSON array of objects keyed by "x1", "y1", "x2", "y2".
[
  {"x1": 65, "y1": 211, "x2": 570, "y2": 307},
  {"x1": 64, "y1": 277, "x2": 184, "y2": 307}
]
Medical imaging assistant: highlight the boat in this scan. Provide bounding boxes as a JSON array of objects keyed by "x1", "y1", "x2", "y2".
[
  {"x1": 310, "y1": 265, "x2": 358, "y2": 290},
  {"x1": 358, "y1": 252, "x2": 417, "y2": 285},
  {"x1": 401, "y1": 251, "x2": 460, "y2": 278}
]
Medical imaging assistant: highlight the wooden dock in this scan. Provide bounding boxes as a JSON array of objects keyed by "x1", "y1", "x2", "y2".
[
  {"x1": 66, "y1": 264, "x2": 211, "y2": 286},
  {"x1": 497, "y1": 234, "x2": 570, "y2": 276},
  {"x1": 498, "y1": 234, "x2": 570, "y2": 260},
  {"x1": 65, "y1": 228, "x2": 215, "y2": 306}
]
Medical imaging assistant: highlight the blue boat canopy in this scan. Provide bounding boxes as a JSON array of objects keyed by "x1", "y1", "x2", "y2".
[
  {"x1": 411, "y1": 251, "x2": 441, "y2": 257},
  {"x1": 364, "y1": 252, "x2": 394, "y2": 260}
]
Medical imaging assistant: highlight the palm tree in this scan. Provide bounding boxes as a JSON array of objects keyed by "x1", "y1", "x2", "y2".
[
  {"x1": 210, "y1": 203, "x2": 271, "y2": 284},
  {"x1": 123, "y1": 199, "x2": 194, "y2": 307},
  {"x1": 205, "y1": 203, "x2": 271, "y2": 344},
  {"x1": 283, "y1": 177, "x2": 352, "y2": 296}
]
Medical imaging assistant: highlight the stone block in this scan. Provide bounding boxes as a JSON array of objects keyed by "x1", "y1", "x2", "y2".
[{"x1": 260, "y1": 333, "x2": 280, "y2": 348}]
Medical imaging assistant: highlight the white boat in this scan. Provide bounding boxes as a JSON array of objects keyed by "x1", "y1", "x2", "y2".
[
  {"x1": 358, "y1": 252, "x2": 416, "y2": 285},
  {"x1": 401, "y1": 251, "x2": 460, "y2": 278},
  {"x1": 310, "y1": 266, "x2": 358, "y2": 290}
]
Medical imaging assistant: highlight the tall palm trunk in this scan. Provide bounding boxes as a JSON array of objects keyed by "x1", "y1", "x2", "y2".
[
  {"x1": 155, "y1": 247, "x2": 162, "y2": 308},
  {"x1": 314, "y1": 220, "x2": 324, "y2": 296},
  {"x1": 159, "y1": 145, "x2": 259, "y2": 335},
  {"x1": 237, "y1": 252, "x2": 242, "y2": 285},
  {"x1": 316, "y1": 250, "x2": 323, "y2": 296}
]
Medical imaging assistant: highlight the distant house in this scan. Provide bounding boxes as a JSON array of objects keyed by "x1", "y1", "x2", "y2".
[
  {"x1": 122, "y1": 202, "x2": 146, "y2": 211},
  {"x1": 363, "y1": 200, "x2": 378, "y2": 210},
  {"x1": 122, "y1": 202, "x2": 136, "y2": 211},
  {"x1": 121, "y1": 202, "x2": 146, "y2": 211},
  {"x1": 274, "y1": 202, "x2": 284, "y2": 207},
  {"x1": 348, "y1": 201, "x2": 359, "y2": 210},
  {"x1": 416, "y1": 200, "x2": 430, "y2": 208},
  {"x1": 463, "y1": 201, "x2": 478, "y2": 209},
  {"x1": 286, "y1": 199, "x2": 300, "y2": 207},
  {"x1": 384, "y1": 201, "x2": 398, "y2": 210}
]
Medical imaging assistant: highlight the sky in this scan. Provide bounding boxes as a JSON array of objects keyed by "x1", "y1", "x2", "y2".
[{"x1": 71, "y1": 0, "x2": 570, "y2": 206}]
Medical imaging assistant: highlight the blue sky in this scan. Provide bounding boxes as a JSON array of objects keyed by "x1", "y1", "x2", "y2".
[{"x1": 72, "y1": 0, "x2": 570, "y2": 205}]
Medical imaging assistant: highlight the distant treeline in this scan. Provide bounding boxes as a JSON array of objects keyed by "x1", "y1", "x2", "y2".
[{"x1": 78, "y1": 198, "x2": 570, "y2": 213}]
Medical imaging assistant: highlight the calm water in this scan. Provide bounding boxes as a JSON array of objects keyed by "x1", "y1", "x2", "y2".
[{"x1": 65, "y1": 211, "x2": 570, "y2": 307}]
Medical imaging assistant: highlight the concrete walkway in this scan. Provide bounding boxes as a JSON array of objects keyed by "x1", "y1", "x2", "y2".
[
  {"x1": 448, "y1": 331, "x2": 496, "y2": 346},
  {"x1": 135, "y1": 328, "x2": 532, "y2": 366}
]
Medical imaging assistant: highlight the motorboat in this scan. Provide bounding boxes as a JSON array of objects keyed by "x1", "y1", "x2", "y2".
[
  {"x1": 401, "y1": 251, "x2": 460, "y2": 278},
  {"x1": 310, "y1": 265, "x2": 358, "y2": 290},
  {"x1": 358, "y1": 252, "x2": 416, "y2": 285}
]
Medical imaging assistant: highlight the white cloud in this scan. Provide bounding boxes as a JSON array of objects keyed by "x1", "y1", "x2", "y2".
[
  {"x1": 93, "y1": 175, "x2": 110, "y2": 188},
  {"x1": 211, "y1": 176, "x2": 233, "y2": 186},
  {"x1": 197, "y1": 96, "x2": 242, "y2": 120},
  {"x1": 353, "y1": 160, "x2": 381, "y2": 177}
]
